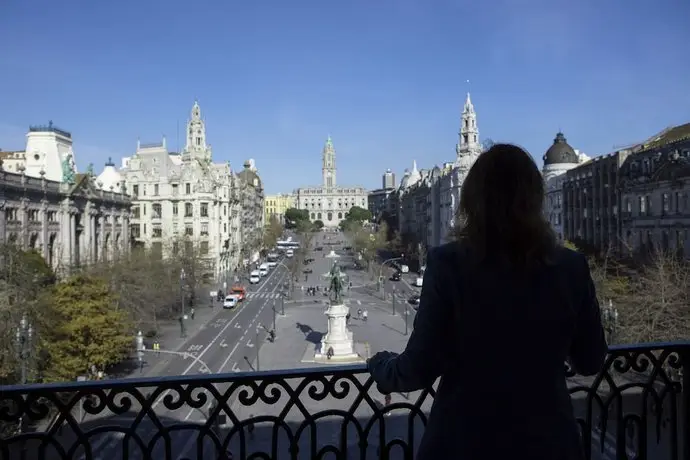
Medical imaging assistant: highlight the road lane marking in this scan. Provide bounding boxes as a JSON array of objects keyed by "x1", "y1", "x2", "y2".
[
  {"x1": 246, "y1": 340, "x2": 254, "y2": 348},
  {"x1": 78, "y1": 265, "x2": 291, "y2": 460},
  {"x1": 231, "y1": 363, "x2": 240, "y2": 372},
  {"x1": 234, "y1": 323, "x2": 242, "y2": 328}
]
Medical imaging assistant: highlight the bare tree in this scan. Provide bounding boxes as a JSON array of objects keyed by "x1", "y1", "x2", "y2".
[
  {"x1": 263, "y1": 215, "x2": 284, "y2": 251},
  {"x1": 618, "y1": 250, "x2": 690, "y2": 344}
]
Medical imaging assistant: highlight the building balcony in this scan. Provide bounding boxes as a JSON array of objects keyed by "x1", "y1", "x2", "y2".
[{"x1": 1, "y1": 342, "x2": 689, "y2": 460}]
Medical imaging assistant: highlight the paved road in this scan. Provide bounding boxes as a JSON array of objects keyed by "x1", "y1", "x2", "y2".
[{"x1": 46, "y1": 262, "x2": 291, "y2": 460}]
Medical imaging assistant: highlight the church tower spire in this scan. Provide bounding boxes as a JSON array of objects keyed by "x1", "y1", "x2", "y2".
[
  {"x1": 322, "y1": 135, "x2": 336, "y2": 188},
  {"x1": 183, "y1": 100, "x2": 212, "y2": 162},
  {"x1": 456, "y1": 92, "x2": 480, "y2": 156}
]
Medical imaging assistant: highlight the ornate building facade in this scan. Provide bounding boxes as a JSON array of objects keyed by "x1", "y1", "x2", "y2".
[
  {"x1": 236, "y1": 159, "x2": 265, "y2": 265},
  {"x1": 0, "y1": 124, "x2": 131, "y2": 271},
  {"x1": 115, "y1": 101, "x2": 243, "y2": 282},
  {"x1": 541, "y1": 132, "x2": 590, "y2": 241},
  {"x1": 294, "y1": 137, "x2": 368, "y2": 228}
]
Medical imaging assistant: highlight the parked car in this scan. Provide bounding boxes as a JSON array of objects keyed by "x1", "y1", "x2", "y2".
[{"x1": 390, "y1": 272, "x2": 401, "y2": 282}]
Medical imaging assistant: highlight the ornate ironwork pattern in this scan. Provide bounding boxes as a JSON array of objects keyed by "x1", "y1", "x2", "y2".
[{"x1": 0, "y1": 343, "x2": 689, "y2": 460}]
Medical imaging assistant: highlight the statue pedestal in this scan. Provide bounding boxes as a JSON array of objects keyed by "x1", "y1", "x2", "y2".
[{"x1": 314, "y1": 302, "x2": 360, "y2": 362}]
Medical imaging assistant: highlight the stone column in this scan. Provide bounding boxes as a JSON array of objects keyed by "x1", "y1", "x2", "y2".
[
  {"x1": 20, "y1": 198, "x2": 29, "y2": 248},
  {"x1": 69, "y1": 212, "x2": 76, "y2": 266},
  {"x1": 0, "y1": 200, "x2": 6, "y2": 244},
  {"x1": 40, "y1": 201, "x2": 49, "y2": 259}
]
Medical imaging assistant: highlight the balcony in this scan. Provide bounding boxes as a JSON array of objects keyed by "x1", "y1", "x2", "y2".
[{"x1": 1, "y1": 343, "x2": 689, "y2": 460}]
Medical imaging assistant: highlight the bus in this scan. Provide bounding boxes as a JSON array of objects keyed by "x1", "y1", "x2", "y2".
[{"x1": 276, "y1": 239, "x2": 299, "y2": 250}]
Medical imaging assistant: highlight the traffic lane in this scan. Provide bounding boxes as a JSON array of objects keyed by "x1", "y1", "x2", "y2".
[{"x1": 148, "y1": 266, "x2": 289, "y2": 378}]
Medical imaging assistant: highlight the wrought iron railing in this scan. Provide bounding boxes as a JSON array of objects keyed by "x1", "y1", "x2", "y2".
[{"x1": 0, "y1": 342, "x2": 689, "y2": 460}]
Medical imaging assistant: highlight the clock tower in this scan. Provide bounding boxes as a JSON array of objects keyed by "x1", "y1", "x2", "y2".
[{"x1": 322, "y1": 135, "x2": 336, "y2": 188}]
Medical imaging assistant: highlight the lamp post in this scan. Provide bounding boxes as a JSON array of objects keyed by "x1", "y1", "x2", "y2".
[
  {"x1": 280, "y1": 290, "x2": 286, "y2": 315},
  {"x1": 272, "y1": 300, "x2": 277, "y2": 332},
  {"x1": 256, "y1": 327, "x2": 261, "y2": 371},
  {"x1": 16, "y1": 315, "x2": 33, "y2": 384},
  {"x1": 391, "y1": 284, "x2": 397, "y2": 316},
  {"x1": 180, "y1": 268, "x2": 187, "y2": 338},
  {"x1": 16, "y1": 315, "x2": 33, "y2": 437},
  {"x1": 404, "y1": 306, "x2": 409, "y2": 336},
  {"x1": 602, "y1": 299, "x2": 619, "y2": 344},
  {"x1": 136, "y1": 331, "x2": 145, "y2": 373}
]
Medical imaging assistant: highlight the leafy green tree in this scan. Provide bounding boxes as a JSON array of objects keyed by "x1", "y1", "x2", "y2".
[
  {"x1": 41, "y1": 275, "x2": 133, "y2": 382},
  {"x1": 263, "y1": 215, "x2": 284, "y2": 250},
  {"x1": 284, "y1": 208, "x2": 309, "y2": 229},
  {"x1": 350, "y1": 222, "x2": 388, "y2": 274},
  {"x1": 0, "y1": 244, "x2": 56, "y2": 383},
  {"x1": 313, "y1": 219, "x2": 324, "y2": 230}
]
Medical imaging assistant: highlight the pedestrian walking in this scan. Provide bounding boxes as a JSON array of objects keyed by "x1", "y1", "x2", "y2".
[{"x1": 190, "y1": 307, "x2": 196, "y2": 320}]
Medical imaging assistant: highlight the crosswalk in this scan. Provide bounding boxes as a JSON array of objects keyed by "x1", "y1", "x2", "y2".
[{"x1": 245, "y1": 292, "x2": 283, "y2": 300}]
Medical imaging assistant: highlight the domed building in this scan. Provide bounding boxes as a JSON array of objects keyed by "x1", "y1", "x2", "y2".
[
  {"x1": 96, "y1": 157, "x2": 123, "y2": 192},
  {"x1": 541, "y1": 132, "x2": 589, "y2": 240}
]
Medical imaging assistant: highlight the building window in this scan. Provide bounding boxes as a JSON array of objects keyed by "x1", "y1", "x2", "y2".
[
  {"x1": 185, "y1": 225, "x2": 193, "y2": 236},
  {"x1": 186, "y1": 183, "x2": 191, "y2": 194},
  {"x1": 154, "y1": 184, "x2": 159, "y2": 196},
  {"x1": 132, "y1": 207, "x2": 140, "y2": 219},
  {"x1": 152, "y1": 226, "x2": 162, "y2": 238},
  {"x1": 142, "y1": 185, "x2": 146, "y2": 196},
  {"x1": 185, "y1": 203, "x2": 193, "y2": 217},
  {"x1": 224, "y1": 205, "x2": 227, "y2": 216},
  {"x1": 152, "y1": 203, "x2": 162, "y2": 219},
  {"x1": 224, "y1": 223, "x2": 227, "y2": 233},
  {"x1": 317, "y1": 212, "x2": 322, "y2": 220},
  {"x1": 172, "y1": 241, "x2": 179, "y2": 255},
  {"x1": 131, "y1": 224, "x2": 141, "y2": 238},
  {"x1": 662, "y1": 193, "x2": 670, "y2": 214},
  {"x1": 338, "y1": 212, "x2": 343, "y2": 219},
  {"x1": 132, "y1": 185, "x2": 139, "y2": 197},
  {"x1": 311, "y1": 212, "x2": 315, "y2": 219},
  {"x1": 173, "y1": 203, "x2": 178, "y2": 216},
  {"x1": 142, "y1": 204, "x2": 146, "y2": 216},
  {"x1": 172, "y1": 184, "x2": 179, "y2": 196},
  {"x1": 201, "y1": 203, "x2": 209, "y2": 217},
  {"x1": 200, "y1": 241, "x2": 209, "y2": 254},
  {"x1": 201, "y1": 223, "x2": 209, "y2": 236}
]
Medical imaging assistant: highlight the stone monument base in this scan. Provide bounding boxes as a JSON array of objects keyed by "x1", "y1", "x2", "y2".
[{"x1": 301, "y1": 342, "x2": 369, "y2": 365}]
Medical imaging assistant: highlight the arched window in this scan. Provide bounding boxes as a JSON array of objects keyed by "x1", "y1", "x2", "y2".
[
  {"x1": 327, "y1": 212, "x2": 333, "y2": 221},
  {"x1": 311, "y1": 212, "x2": 315, "y2": 219},
  {"x1": 338, "y1": 212, "x2": 343, "y2": 219},
  {"x1": 317, "y1": 212, "x2": 322, "y2": 220}
]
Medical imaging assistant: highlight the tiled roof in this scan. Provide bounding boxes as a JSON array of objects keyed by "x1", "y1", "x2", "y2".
[{"x1": 639, "y1": 122, "x2": 690, "y2": 150}]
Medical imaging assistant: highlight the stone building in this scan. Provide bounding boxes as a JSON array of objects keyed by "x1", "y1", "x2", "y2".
[
  {"x1": 0, "y1": 124, "x2": 131, "y2": 271},
  {"x1": 541, "y1": 132, "x2": 590, "y2": 241},
  {"x1": 236, "y1": 159, "x2": 265, "y2": 265},
  {"x1": 116, "y1": 101, "x2": 243, "y2": 282},
  {"x1": 618, "y1": 124, "x2": 690, "y2": 257},
  {"x1": 294, "y1": 137, "x2": 368, "y2": 228},
  {"x1": 264, "y1": 193, "x2": 295, "y2": 225},
  {"x1": 367, "y1": 169, "x2": 397, "y2": 223}
]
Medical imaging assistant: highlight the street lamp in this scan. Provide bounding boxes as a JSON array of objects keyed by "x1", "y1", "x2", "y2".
[
  {"x1": 180, "y1": 268, "x2": 187, "y2": 338},
  {"x1": 404, "y1": 306, "x2": 409, "y2": 336},
  {"x1": 602, "y1": 299, "x2": 619, "y2": 344},
  {"x1": 280, "y1": 290, "x2": 286, "y2": 315},
  {"x1": 272, "y1": 300, "x2": 277, "y2": 332},
  {"x1": 391, "y1": 284, "x2": 397, "y2": 316},
  {"x1": 16, "y1": 314, "x2": 33, "y2": 384}
]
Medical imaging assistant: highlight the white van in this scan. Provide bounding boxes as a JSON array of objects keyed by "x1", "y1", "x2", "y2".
[
  {"x1": 223, "y1": 295, "x2": 239, "y2": 309},
  {"x1": 415, "y1": 277, "x2": 423, "y2": 287},
  {"x1": 400, "y1": 264, "x2": 410, "y2": 273},
  {"x1": 249, "y1": 270, "x2": 261, "y2": 284},
  {"x1": 259, "y1": 263, "x2": 269, "y2": 277},
  {"x1": 286, "y1": 249, "x2": 294, "y2": 258}
]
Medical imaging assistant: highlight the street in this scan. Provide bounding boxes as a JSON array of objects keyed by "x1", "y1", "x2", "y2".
[{"x1": 54, "y1": 261, "x2": 291, "y2": 460}]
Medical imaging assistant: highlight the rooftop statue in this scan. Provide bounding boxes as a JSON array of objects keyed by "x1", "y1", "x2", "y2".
[{"x1": 62, "y1": 154, "x2": 75, "y2": 185}]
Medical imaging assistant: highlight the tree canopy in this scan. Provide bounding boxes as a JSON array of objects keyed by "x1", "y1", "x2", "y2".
[
  {"x1": 40, "y1": 275, "x2": 133, "y2": 382},
  {"x1": 347, "y1": 222, "x2": 388, "y2": 271},
  {"x1": 263, "y1": 215, "x2": 284, "y2": 250},
  {"x1": 284, "y1": 208, "x2": 309, "y2": 229}
]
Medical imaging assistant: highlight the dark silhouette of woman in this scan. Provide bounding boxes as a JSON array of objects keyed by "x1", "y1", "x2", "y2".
[{"x1": 367, "y1": 143, "x2": 607, "y2": 460}]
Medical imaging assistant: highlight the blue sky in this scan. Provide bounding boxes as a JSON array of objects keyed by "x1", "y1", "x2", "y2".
[{"x1": 1, "y1": 0, "x2": 689, "y2": 194}]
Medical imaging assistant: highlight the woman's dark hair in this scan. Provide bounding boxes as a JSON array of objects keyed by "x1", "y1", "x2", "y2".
[{"x1": 455, "y1": 143, "x2": 556, "y2": 267}]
